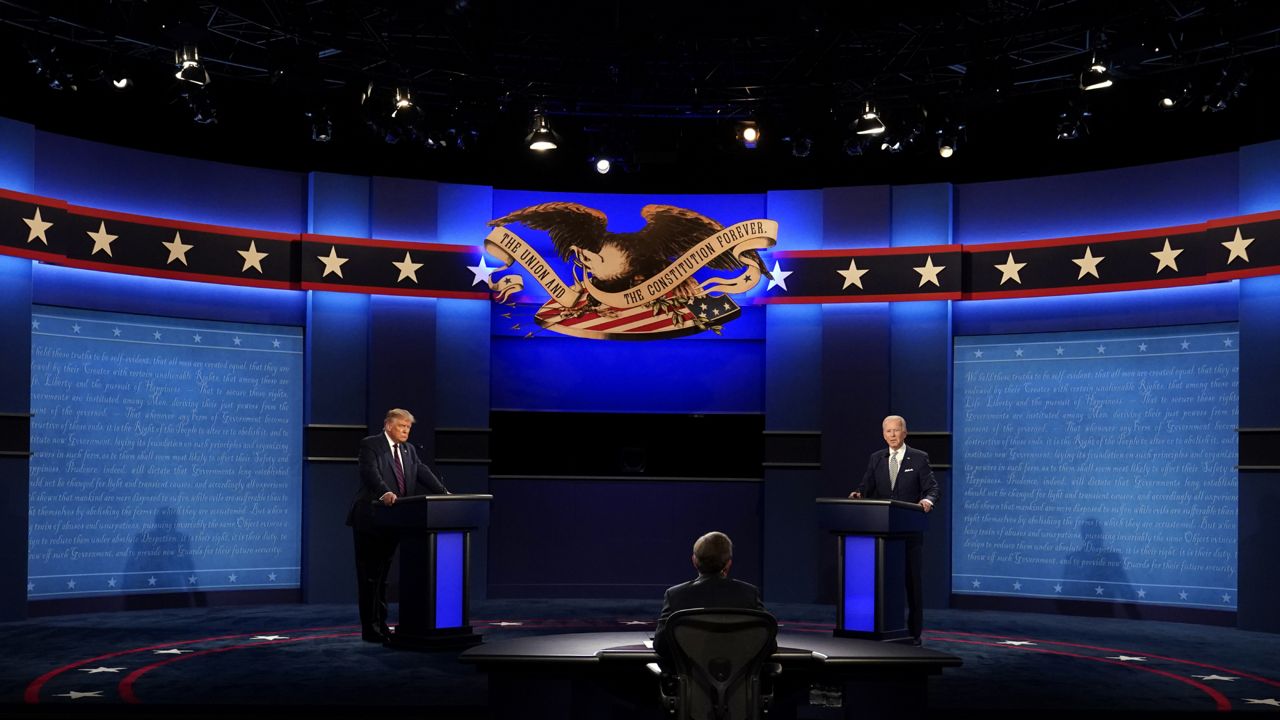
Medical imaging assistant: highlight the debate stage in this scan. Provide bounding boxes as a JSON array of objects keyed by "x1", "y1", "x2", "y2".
[{"x1": 4, "y1": 599, "x2": 1277, "y2": 719}]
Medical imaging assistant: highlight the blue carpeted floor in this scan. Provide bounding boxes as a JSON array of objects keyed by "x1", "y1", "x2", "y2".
[{"x1": 1, "y1": 599, "x2": 1277, "y2": 719}]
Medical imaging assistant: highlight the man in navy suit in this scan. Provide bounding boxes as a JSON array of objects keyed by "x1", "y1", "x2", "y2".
[
  {"x1": 849, "y1": 415, "x2": 939, "y2": 645},
  {"x1": 654, "y1": 531, "x2": 770, "y2": 659},
  {"x1": 347, "y1": 408, "x2": 449, "y2": 643}
]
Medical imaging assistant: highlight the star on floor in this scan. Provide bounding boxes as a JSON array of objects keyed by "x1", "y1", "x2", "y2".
[
  {"x1": 79, "y1": 667, "x2": 126, "y2": 674},
  {"x1": 837, "y1": 257, "x2": 869, "y2": 290},
  {"x1": 1222, "y1": 227, "x2": 1254, "y2": 264},
  {"x1": 489, "y1": 621, "x2": 523, "y2": 627},
  {"x1": 467, "y1": 256, "x2": 497, "y2": 286},
  {"x1": 87, "y1": 222, "x2": 118, "y2": 257},
  {"x1": 620, "y1": 620, "x2": 652, "y2": 625},
  {"x1": 1106, "y1": 656, "x2": 1147, "y2": 662},
  {"x1": 994, "y1": 252, "x2": 1026, "y2": 285},
  {"x1": 238, "y1": 241, "x2": 269, "y2": 273},
  {"x1": 998, "y1": 641, "x2": 1036, "y2": 646},
  {"x1": 54, "y1": 691, "x2": 103, "y2": 699},
  {"x1": 914, "y1": 256, "x2": 945, "y2": 287},
  {"x1": 393, "y1": 251, "x2": 424, "y2": 283},
  {"x1": 1072, "y1": 245, "x2": 1105, "y2": 279},
  {"x1": 251, "y1": 635, "x2": 289, "y2": 641},
  {"x1": 24, "y1": 207, "x2": 54, "y2": 245},
  {"x1": 1151, "y1": 238, "x2": 1183, "y2": 274},
  {"x1": 153, "y1": 649, "x2": 193, "y2": 655},
  {"x1": 1191, "y1": 675, "x2": 1239, "y2": 682},
  {"x1": 317, "y1": 245, "x2": 349, "y2": 278},
  {"x1": 1243, "y1": 698, "x2": 1280, "y2": 707},
  {"x1": 766, "y1": 261, "x2": 791, "y2": 291},
  {"x1": 163, "y1": 231, "x2": 194, "y2": 266}
]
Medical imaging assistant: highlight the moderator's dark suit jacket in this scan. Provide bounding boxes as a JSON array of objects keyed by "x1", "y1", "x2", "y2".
[
  {"x1": 346, "y1": 433, "x2": 448, "y2": 530},
  {"x1": 854, "y1": 445, "x2": 940, "y2": 505},
  {"x1": 654, "y1": 574, "x2": 768, "y2": 659}
]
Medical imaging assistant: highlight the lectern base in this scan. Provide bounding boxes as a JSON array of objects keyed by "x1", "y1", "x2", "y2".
[
  {"x1": 834, "y1": 628, "x2": 911, "y2": 642},
  {"x1": 386, "y1": 627, "x2": 483, "y2": 651}
]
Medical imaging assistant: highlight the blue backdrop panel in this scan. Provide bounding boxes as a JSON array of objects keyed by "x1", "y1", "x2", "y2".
[
  {"x1": 28, "y1": 306, "x2": 304, "y2": 600},
  {"x1": 952, "y1": 323, "x2": 1239, "y2": 610}
]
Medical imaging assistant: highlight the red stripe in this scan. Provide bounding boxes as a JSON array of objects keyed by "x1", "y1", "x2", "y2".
[{"x1": 0, "y1": 188, "x2": 68, "y2": 206}]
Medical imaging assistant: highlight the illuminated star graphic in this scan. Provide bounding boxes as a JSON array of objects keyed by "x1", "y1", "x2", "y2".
[
  {"x1": 31, "y1": 319, "x2": 39, "y2": 330},
  {"x1": 621, "y1": 621, "x2": 652, "y2": 626},
  {"x1": 252, "y1": 635, "x2": 289, "y2": 641},
  {"x1": 914, "y1": 256, "x2": 945, "y2": 287},
  {"x1": 1055, "y1": 347, "x2": 1064, "y2": 355},
  {"x1": 232, "y1": 337, "x2": 242, "y2": 346},
  {"x1": 112, "y1": 327, "x2": 121, "y2": 337},
  {"x1": 79, "y1": 667, "x2": 126, "y2": 674},
  {"x1": 1094, "y1": 586, "x2": 1105, "y2": 595},
  {"x1": 271, "y1": 338, "x2": 281, "y2": 348},
  {"x1": 1192, "y1": 675, "x2": 1239, "y2": 682},
  {"x1": 1107, "y1": 656, "x2": 1147, "y2": 662},
  {"x1": 1014, "y1": 348, "x2": 1024, "y2": 357},
  {"x1": 147, "y1": 576, "x2": 158, "y2": 586},
  {"x1": 1137, "y1": 588, "x2": 1147, "y2": 598},
  {"x1": 766, "y1": 261, "x2": 792, "y2": 291},
  {"x1": 317, "y1": 246, "x2": 349, "y2": 278},
  {"x1": 489, "y1": 621, "x2": 523, "y2": 627},
  {"x1": 188, "y1": 576, "x2": 198, "y2": 585},
  {"x1": 1223, "y1": 337, "x2": 1234, "y2": 348},
  {"x1": 393, "y1": 251, "x2": 424, "y2": 283},
  {"x1": 1138, "y1": 343, "x2": 1148, "y2": 352},
  {"x1": 1072, "y1": 246, "x2": 1105, "y2": 279},
  {"x1": 87, "y1": 222, "x2": 118, "y2": 257},
  {"x1": 1097, "y1": 345, "x2": 1106, "y2": 354},
  {"x1": 268, "y1": 573, "x2": 277, "y2": 581},
  {"x1": 66, "y1": 579, "x2": 77, "y2": 589},
  {"x1": 229, "y1": 574, "x2": 239, "y2": 582},
  {"x1": 1053, "y1": 584, "x2": 1063, "y2": 593},
  {"x1": 973, "y1": 350, "x2": 984, "y2": 358},
  {"x1": 1179, "y1": 590, "x2": 1189, "y2": 600},
  {"x1": 106, "y1": 578, "x2": 117, "y2": 588},
  {"x1": 238, "y1": 241, "x2": 269, "y2": 273},
  {"x1": 54, "y1": 691, "x2": 103, "y2": 699},
  {"x1": 1222, "y1": 227, "x2": 1254, "y2": 264},
  {"x1": 192, "y1": 334, "x2": 202, "y2": 344},
  {"x1": 994, "y1": 252, "x2": 1026, "y2": 285},
  {"x1": 1222, "y1": 593, "x2": 1232, "y2": 603},
  {"x1": 153, "y1": 649, "x2": 193, "y2": 655},
  {"x1": 1151, "y1": 238, "x2": 1183, "y2": 274},
  {"x1": 837, "y1": 257, "x2": 870, "y2": 290},
  {"x1": 971, "y1": 579, "x2": 982, "y2": 588},
  {"x1": 152, "y1": 331, "x2": 162, "y2": 340},
  {"x1": 24, "y1": 207, "x2": 54, "y2": 245},
  {"x1": 163, "y1": 231, "x2": 194, "y2": 266},
  {"x1": 1180, "y1": 340, "x2": 1191, "y2": 350},
  {"x1": 1012, "y1": 581, "x2": 1023, "y2": 590},
  {"x1": 467, "y1": 256, "x2": 497, "y2": 286},
  {"x1": 1243, "y1": 699, "x2": 1280, "y2": 707},
  {"x1": 71, "y1": 323, "x2": 81, "y2": 333},
  {"x1": 999, "y1": 641, "x2": 1036, "y2": 646}
]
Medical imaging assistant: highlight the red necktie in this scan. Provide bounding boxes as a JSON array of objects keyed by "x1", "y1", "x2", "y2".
[{"x1": 393, "y1": 444, "x2": 406, "y2": 495}]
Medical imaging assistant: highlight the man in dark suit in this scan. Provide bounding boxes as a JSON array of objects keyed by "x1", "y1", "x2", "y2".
[
  {"x1": 849, "y1": 414, "x2": 939, "y2": 645},
  {"x1": 654, "y1": 531, "x2": 769, "y2": 659},
  {"x1": 347, "y1": 408, "x2": 449, "y2": 643}
]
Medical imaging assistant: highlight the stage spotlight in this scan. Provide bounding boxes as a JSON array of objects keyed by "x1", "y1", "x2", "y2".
[
  {"x1": 525, "y1": 113, "x2": 559, "y2": 151},
  {"x1": 785, "y1": 136, "x2": 812, "y2": 158},
  {"x1": 306, "y1": 109, "x2": 332, "y2": 143},
  {"x1": 594, "y1": 157, "x2": 612, "y2": 174},
  {"x1": 1055, "y1": 105, "x2": 1090, "y2": 141},
  {"x1": 938, "y1": 136, "x2": 956, "y2": 158},
  {"x1": 1080, "y1": 55, "x2": 1112, "y2": 91},
  {"x1": 392, "y1": 87, "x2": 414, "y2": 118},
  {"x1": 112, "y1": 76, "x2": 133, "y2": 90},
  {"x1": 852, "y1": 102, "x2": 886, "y2": 136},
  {"x1": 738, "y1": 122, "x2": 761, "y2": 149},
  {"x1": 182, "y1": 87, "x2": 217, "y2": 125},
  {"x1": 936, "y1": 121, "x2": 965, "y2": 158},
  {"x1": 175, "y1": 45, "x2": 210, "y2": 86}
]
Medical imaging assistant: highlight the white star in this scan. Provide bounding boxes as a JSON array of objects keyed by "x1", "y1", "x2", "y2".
[
  {"x1": 914, "y1": 256, "x2": 946, "y2": 287},
  {"x1": 107, "y1": 578, "x2": 117, "y2": 588},
  {"x1": 147, "y1": 576, "x2": 157, "y2": 586},
  {"x1": 489, "y1": 621, "x2": 524, "y2": 627},
  {"x1": 1137, "y1": 588, "x2": 1147, "y2": 598},
  {"x1": 232, "y1": 337, "x2": 242, "y2": 346},
  {"x1": 192, "y1": 334, "x2": 202, "y2": 343},
  {"x1": 1053, "y1": 583, "x2": 1063, "y2": 593},
  {"x1": 467, "y1": 256, "x2": 497, "y2": 286},
  {"x1": 162, "y1": 231, "x2": 194, "y2": 266},
  {"x1": 971, "y1": 579, "x2": 982, "y2": 588},
  {"x1": 1151, "y1": 238, "x2": 1183, "y2": 274},
  {"x1": 1072, "y1": 245, "x2": 1105, "y2": 279},
  {"x1": 229, "y1": 574, "x2": 238, "y2": 582},
  {"x1": 994, "y1": 252, "x2": 1027, "y2": 285},
  {"x1": 31, "y1": 319, "x2": 39, "y2": 330},
  {"x1": 271, "y1": 338, "x2": 281, "y2": 348},
  {"x1": 238, "y1": 241, "x2": 269, "y2": 273},
  {"x1": 1179, "y1": 590, "x2": 1189, "y2": 600},
  {"x1": 252, "y1": 635, "x2": 289, "y2": 641},
  {"x1": 393, "y1": 251, "x2": 424, "y2": 283},
  {"x1": 71, "y1": 323, "x2": 81, "y2": 333},
  {"x1": 1180, "y1": 340, "x2": 1191, "y2": 350},
  {"x1": 1014, "y1": 348, "x2": 1024, "y2": 357},
  {"x1": 1095, "y1": 586, "x2": 1105, "y2": 595},
  {"x1": 54, "y1": 691, "x2": 103, "y2": 699},
  {"x1": 87, "y1": 221, "x2": 118, "y2": 257},
  {"x1": 973, "y1": 349, "x2": 984, "y2": 358},
  {"x1": 998, "y1": 640, "x2": 1036, "y2": 646},
  {"x1": 112, "y1": 327, "x2": 121, "y2": 337},
  {"x1": 152, "y1": 331, "x2": 162, "y2": 340},
  {"x1": 837, "y1": 257, "x2": 870, "y2": 290},
  {"x1": 1097, "y1": 344, "x2": 1106, "y2": 354},
  {"x1": 1222, "y1": 593, "x2": 1232, "y2": 603},
  {"x1": 1107, "y1": 655, "x2": 1147, "y2": 662},
  {"x1": 317, "y1": 246, "x2": 349, "y2": 278},
  {"x1": 1222, "y1": 227, "x2": 1254, "y2": 264},
  {"x1": 24, "y1": 207, "x2": 54, "y2": 245},
  {"x1": 1223, "y1": 337, "x2": 1234, "y2": 347},
  {"x1": 67, "y1": 579, "x2": 77, "y2": 589},
  {"x1": 766, "y1": 261, "x2": 792, "y2": 291},
  {"x1": 1138, "y1": 343, "x2": 1148, "y2": 352},
  {"x1": 268, "y1": 572, "x2": 278, "y2": 581},
  {"x1": 27, "y1": 581, "x2": 35, "y2": 592},
  {"x1": 1055, "y1": 346, "x2": 1064, "y2": 355},
  {"x1": 153, "y1": 649, "x2": 193, "y2": 655},
  {"x1": 620, "y1": 620, "x2": 653, "y2": 626},
  {"x1": 1243, "y1": 699, "x2": 1280, "y2": 707},
  {"x1": 1012, "y1": 581, "x2": 1023, "y2": 590},
  {"x1": 1192, "y1": 675, "x2": 1239, "y2": 682},
  {"x1": 79, "y1": 667, "x2": 126, "y2": 674},
  {"x1": 188, "y1": 576, "x2": 198, "y2": 584}
]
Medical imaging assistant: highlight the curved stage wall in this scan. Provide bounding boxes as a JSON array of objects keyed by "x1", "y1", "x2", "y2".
[{"x1": 1, "y1": 116, "x2": 1278, "y2": 633}]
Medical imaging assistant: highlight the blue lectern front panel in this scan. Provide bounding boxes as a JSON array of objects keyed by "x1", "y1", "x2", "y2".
[
  {"x1": 843, "y1": 535, "x2": 876, "y2": 632},
  {"x1": 435, "y1": 532, "x2": 464, "y2": 628}
]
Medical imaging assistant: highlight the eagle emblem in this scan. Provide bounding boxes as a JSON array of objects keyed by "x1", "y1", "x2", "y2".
[{"x1": 481, "y1": 202, "x2": 778, "y2": 340}]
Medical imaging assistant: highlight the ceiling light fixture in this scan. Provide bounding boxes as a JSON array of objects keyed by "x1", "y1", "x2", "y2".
[
  {"x1": 526, "y1": 112, "x2": 559, "y2": 151},
  {"x1": 853, "y1": 102, "x2": 886, "y2": 136},
  {"x1": 1080, "y1": 55, "x2": 1112, "y2": 91},
  {"x1": 174, "y1": 45, "x2": 209, "y2": 86}
]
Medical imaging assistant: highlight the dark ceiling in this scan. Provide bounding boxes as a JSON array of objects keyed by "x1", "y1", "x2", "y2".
[{"x1": 3, "y1": 0, "x2": 1280, "y2": 192}]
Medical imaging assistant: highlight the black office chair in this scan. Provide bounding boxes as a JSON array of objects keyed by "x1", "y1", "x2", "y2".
[{"x1": 651, "y1": 608, "x2": 780, "y2": 720}]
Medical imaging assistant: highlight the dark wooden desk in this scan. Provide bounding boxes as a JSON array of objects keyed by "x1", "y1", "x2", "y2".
[{"x1": 461, "y1": 630, "x2": 960, "y2": 719}]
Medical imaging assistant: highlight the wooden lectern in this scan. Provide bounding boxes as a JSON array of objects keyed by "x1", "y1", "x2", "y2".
[
  {"x1": 816, "y1": 498, "x2": 927, "y2": 641},
  {"x1": 373, "y1": 493, "x2": 492, "y2": 650}
]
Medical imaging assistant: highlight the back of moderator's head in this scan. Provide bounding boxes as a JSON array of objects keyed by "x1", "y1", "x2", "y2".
[{"x1": 693, "y1": 531, "x2": 733, "y2": 575}]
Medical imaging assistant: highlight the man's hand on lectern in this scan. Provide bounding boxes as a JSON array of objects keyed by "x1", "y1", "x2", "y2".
[
  {"x1": 848, "y1": 491, "x2": 862, "y2": 499},
  {"x1": 380, "y1": 491, "x2": 397, "y2": 506}
]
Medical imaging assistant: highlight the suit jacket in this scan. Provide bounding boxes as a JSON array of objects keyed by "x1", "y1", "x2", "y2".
[
  {"x1": 654, "y1": 574, "x2": 767, "y2": 659},
  {"x1": 854, "y1": 445, "x2": 940, "y2": 506},
  {"x1": 346, "y1": 433, "x2": 448, "y2": 529}
]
